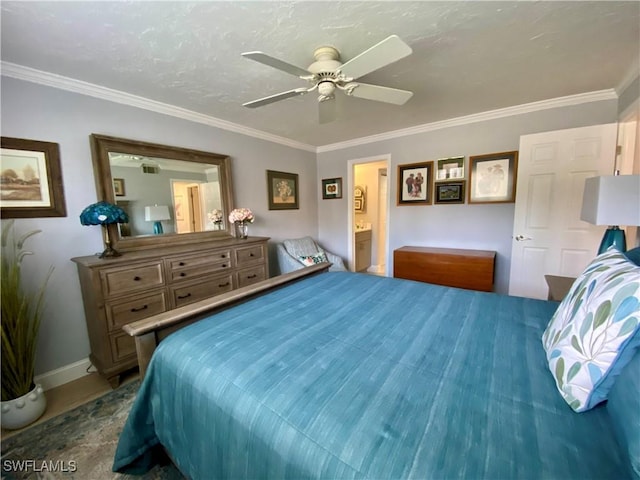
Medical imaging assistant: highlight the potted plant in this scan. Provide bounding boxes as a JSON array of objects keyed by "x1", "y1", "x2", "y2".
[{"x1": 1, "y1": 220, "x2": 53, "y2": 429}]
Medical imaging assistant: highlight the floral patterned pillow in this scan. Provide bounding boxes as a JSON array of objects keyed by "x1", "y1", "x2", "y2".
[
  {"x1": 542, "y1": 249, "x2": 640, "y2": 412},
  {"x1": 298, "y1": 252, "x2": 329, "y2": 267}
]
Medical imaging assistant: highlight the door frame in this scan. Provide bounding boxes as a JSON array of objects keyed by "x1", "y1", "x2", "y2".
[{"x1": 347, "y1": 154, "x2": 391, "y2": 274}]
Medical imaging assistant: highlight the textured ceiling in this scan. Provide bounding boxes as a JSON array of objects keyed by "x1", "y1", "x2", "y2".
[{"x1": 1, "y1": 1, "x2": 639, "y2": 148}]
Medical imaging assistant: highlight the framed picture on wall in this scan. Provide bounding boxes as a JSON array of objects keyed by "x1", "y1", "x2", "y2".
[
  {"x1": 113, "y1": 178, "x2": 126, "y2": 196},
  {"x1": 468, "y1": 151, "x2": 518, "y2": 204},
  {"x1": 435, "y1": 181, "x2": 466, "y2": 204},
  {"x1": 0, "y1": 136, "x2": 67, "y2": 218},
  {"x1": 322, "y1": 177, "x2": 342, "y2": 199},
  {"x1": 354, "y1": 185, "x2": 366, "y2": 213},
  {"x1": 267, "y1": 170, "x2": 299, "y2": 210},
  {"x1": 397, "y1": 161, "x2": 433, "y2": 205},
  {"x1": 435, "y1": 156, "x2": 465, "y2": 181}
]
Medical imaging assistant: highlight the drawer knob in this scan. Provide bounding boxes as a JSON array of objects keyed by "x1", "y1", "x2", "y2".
[
  {"x1": 131, "y1": 305, "x2": 148, "y2": 313},
  {"x1": 248, "y1": 274, "x2": 257, "y2": 279},
  {"x1": 180, "y1": 272, "x2": 186, "y2": 277},
  {"x1": 177, "y1": 293, "x2": 192, "y2": 300},
  {"x1": 250, "y1": 253, "x2": 255, "y2": 257},
  {"x1": 133, "y1": 276, "x2": 141, "y2": 281},
  {"x1": 220, "y1": 254, "x2": 226, "y2": 258},
  {"x1": 218, "y1": 282, "x2": 230, "y2": 287},
  {"x1": 179, "y1": 261, "x2": 186, "y2": 266},
  {"x1": 222, "y1": 264, "x2": 227, "y2": 268}
]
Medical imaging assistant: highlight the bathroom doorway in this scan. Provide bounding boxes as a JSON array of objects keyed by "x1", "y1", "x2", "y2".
[{"x1": 349, "y1": 155, "x2": 390, "y2": 275}]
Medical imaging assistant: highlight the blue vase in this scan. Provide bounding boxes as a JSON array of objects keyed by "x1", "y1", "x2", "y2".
[{"x1": 598, "y1": 227, "x2": 626, "y2": 254}]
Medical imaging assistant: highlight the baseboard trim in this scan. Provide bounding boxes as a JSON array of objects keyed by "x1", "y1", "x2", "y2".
[{"x1": 34, "y1": 358, "x2": 92, "y2": 391}]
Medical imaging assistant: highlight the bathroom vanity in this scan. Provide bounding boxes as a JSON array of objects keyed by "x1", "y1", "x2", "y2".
[{"x1": 355, "y1": 229, "x2": 372, "y2": 272}]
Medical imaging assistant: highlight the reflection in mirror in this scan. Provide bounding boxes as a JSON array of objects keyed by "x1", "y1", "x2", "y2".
[
  {"x1": 90, "y1": 134, "x2": 234, "y2": 252},
  {"x1": 109, "y1": 153, "x2": 223, "y2": 237}
]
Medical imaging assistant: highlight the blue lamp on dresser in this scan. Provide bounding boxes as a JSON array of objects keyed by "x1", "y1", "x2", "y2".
[
  {"x1": 80, "y1": 201, "x2": 129, "y2": 258},
  {"x1": 580, "y1": 174, "x2": 640, "y2": 254}
]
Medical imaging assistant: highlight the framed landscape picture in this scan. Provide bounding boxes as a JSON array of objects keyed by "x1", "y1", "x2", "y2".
[
  {"x1": 0, "y1": 136, "x2": 67, "y2": 218},
  {"x1": 468, "y1": 151, "x2": 518, "y2": 204},
  {"x1": 322, "y1": 177, "x2": 342, "y2": 199},
  {"x1": 267, "y1": 170, "x2": 299, "y2": 210},
  {"x1": 435, "y1": 181, "x2": 466, "y2": 204},
  {"x1": 113, "y1": 178, "x2": 126, "y2": 197},
  {"x1": 397, "y1": 161, "x2": 433, "y2": 206}
]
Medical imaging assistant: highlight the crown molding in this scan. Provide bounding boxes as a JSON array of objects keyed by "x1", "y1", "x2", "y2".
[
  {"x1": 0, "y1": 62, "x2": 316, "y2": 153},
  {"x1": 2, "y1": 62, "x2": 620, "y2": 155},
  {"x1": 317, "y1": 89, "x2": 619, "y2": 153}
]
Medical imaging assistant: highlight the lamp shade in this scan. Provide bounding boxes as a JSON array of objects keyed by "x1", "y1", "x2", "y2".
[
  {"x1": 79, "y1": 201, "x2": 128, "y2": 226},
  {"x1": 580, "y1": 175, "x2": 640, "y2": 226},
  {"x1": 144, "y1": 205, "x2": 170, "y2": 222}
]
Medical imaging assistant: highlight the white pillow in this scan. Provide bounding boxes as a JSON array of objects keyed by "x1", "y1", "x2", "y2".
[{"x1": 542, "y1": 249, "x2": 640, "y2": 412}]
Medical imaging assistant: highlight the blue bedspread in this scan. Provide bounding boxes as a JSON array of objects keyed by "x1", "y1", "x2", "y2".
[{"x1": 113, "y1": 272, "x2": 626, "y2": 479}]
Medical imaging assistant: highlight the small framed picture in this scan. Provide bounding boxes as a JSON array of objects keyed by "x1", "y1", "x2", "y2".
[
  {"x1": 113, "y1": 178, "x2": 125, "y2": 196},
  {"x1": 397, "y1": 161, "x2": 433, "y2": 205},
  {"x1": 354, "y1": 185, "x2": 366, "y2": 213},
  {"x1": 436, "y1": 156, "x2": 465, "y2": 181},
  {"x1": 0, "y1": 136, "x2": 67, "y2": 218},
  {"x1": 435, "y1": 181, "x2": 466, "y2": 204},
  {"x1": 322, "y1": 177, "x2": 342, "y2": 199},
  {"x1": 468, "y1": 151, "x2": 518, "y2": 204},
  {"x1": 267, "y1": 170, "x2": 299, "y2": 210}
]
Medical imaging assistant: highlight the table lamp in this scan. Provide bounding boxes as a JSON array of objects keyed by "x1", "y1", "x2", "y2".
[
  {"x1": 580, "y1": 174, "x2": 640, "y2": 254},
  {"x1": 145, "y1": 205, "x2": 170, "y2": 235},
  {"x1": 80, "y1": 201, "x2": 129, "y2": 258}
]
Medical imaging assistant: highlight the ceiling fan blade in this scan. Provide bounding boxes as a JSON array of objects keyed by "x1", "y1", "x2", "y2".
[
  {"x1": 319, "y1": 98, "x2": 337, "y2": 124},
  {"x1": 339, "y1": 35, "x2": 412, "y2": 80},
  {"x1": 241, "y1": 51, "x2": 310, "y2": 78},
  {"x1": 243, "y1": 88, "x2": 309, "y2": 108},
  {"x1": 347, "y1": 83, "x2": 413, "y2": 105}
]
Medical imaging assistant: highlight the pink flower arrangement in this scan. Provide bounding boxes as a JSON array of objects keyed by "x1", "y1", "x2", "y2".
[
  {"x1": 228, "y1": 207, "x2": 254, "y2": 224},
  {"x1": 208, "y1": 209, "x2": 223, "y2": 223}
]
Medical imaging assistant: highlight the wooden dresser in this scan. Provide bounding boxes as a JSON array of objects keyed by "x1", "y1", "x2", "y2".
[
  {"x1": 394, "y1": 246, "x2": 496, "y2": 292},
  {"x1": 72, "y1": 237, "x2": 269, "y2": 386}
]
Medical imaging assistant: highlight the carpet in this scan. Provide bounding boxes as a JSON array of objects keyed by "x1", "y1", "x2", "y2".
[{"x1": 1, "y1": 381, "x2": 183, "y2": 480}]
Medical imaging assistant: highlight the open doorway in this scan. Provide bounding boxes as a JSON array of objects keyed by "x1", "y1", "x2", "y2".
[{"x1": 348, "y1": 155, "x2": 390, "y2": 275}]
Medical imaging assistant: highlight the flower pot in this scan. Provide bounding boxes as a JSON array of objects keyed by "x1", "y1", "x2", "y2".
[{"x1": 1, "y1": 384, "x2": 46, "y2": 430}]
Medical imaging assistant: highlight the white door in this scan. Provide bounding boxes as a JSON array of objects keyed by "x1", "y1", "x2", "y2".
[{"x1": 508, "y1": 123, "x2": 618, "y2": 299}]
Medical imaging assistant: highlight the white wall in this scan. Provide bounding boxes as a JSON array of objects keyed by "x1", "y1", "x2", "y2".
[
  {"x1": 317, "y1": 100, "x2": 619, "y2": 294},
  {"x1": 1, "y1": 77, "x2": 317, "y2": 375}
]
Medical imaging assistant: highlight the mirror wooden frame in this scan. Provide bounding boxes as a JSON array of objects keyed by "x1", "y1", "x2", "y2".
[{"x1": 90, "y1": 134, "x2": 234, "y2": 252}]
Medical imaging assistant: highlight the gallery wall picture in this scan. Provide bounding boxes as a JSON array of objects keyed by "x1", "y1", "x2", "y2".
[
  {"x1": 435, "y1": 181, "x2": 466, "y2": 204},
  {"x1": 0, "y1": 136, "x2": 67, "y2": 218},
  {"x1": 435, "y1": 156, "x2": 465, "y2": 181},
  {"x1": 397, "y1": 161, "x2": 433, "y2": 206},
  {"x1": 468, "y1": 151, "x2": 518, "y2": 204}
]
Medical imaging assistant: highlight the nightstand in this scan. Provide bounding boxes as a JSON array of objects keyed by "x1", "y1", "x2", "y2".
[{"x1": 544, "y1": 275, "x2": 576, "y2": 301}]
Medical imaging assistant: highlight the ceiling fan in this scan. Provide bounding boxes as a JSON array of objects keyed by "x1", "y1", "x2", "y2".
[{"x1": 241, "y1": 35, "x2": 414, "y2": 123}]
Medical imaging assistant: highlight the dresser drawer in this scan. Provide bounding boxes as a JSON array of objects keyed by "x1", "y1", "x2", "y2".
[
  {"x1": 237, "y1": 265, "x2": 267, "y2": 288},
  {"x1": 236, "y1": 245, "x2": 265, "y2": 266},
  {"x1": 167, "y1": 252, "x2": 232, "y2": 282},
  {"x1": 105, "y1": 291, "x2": 168, "y2": 332},
  {"x1": 171, "y1": 273, "x2": 235, "y2": 307},
  {"x1": 101, "y1": 262, "x2": 164, "y2": 298},
  {"x1": 109, "y1": 332, "x2": 136, "y2": 364}
]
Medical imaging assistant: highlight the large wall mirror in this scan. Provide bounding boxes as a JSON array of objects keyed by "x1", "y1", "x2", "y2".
[{"x1": 90, "y1": 134, "x2": 234, "y2": 252}]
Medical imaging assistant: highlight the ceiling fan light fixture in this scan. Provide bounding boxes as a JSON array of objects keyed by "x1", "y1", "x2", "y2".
[{"x1": 318, "y1": 81, "x2": 336, "y2": 98}]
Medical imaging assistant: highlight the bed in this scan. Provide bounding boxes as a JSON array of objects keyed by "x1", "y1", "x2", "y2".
[{"x1": 113, "y1": 254, "x2": 640, "y2": 479}]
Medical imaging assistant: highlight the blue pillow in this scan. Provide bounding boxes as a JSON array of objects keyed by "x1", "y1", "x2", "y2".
[
  {"x1": 624, "y1": 247, "x2": 640, "y2": 266},
  {"x1": 606, "y1": 349, "x2": 640, "y2": 479}
]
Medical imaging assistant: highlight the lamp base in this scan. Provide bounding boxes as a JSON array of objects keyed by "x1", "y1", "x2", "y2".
[
  {"x1": 153, "y1": 221, "x2": 164, "y2": 235},
  {"x1": 598, "y1": 226, "x2": 627, "y2": 254}
]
